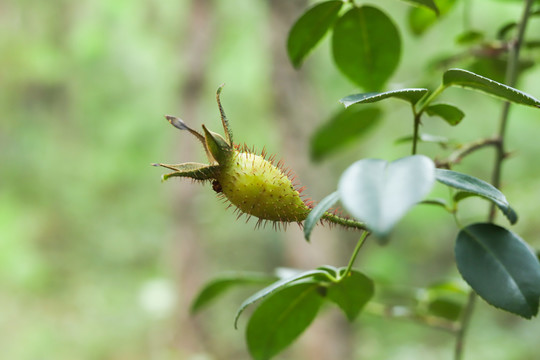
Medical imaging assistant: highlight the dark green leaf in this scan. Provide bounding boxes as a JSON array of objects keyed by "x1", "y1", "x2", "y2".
[
  {"x1": 304, "y1": 192, "x2": 340, "y2": 242},
  {"x1": 340, "y1": 88, "x2": 428, "y2": 107},
  {"x1": 310, "y1": 106, "x2": 381, "y2": 161},
  {"x1": 456, "y1": 223, "x2": 540, "y2": 318},
  {"x1": 190, "y1": 273, "x2": 277, "y2": 313},
  {"x1": 399, "y1": 0, "x2": 439, "y2": 15},
  {"x1": 246, "y1": 282, "x2": 323, "y2": 360},
  {"x1": 287, "y1": 1, "x2": 343, "y2": 68},
  {"x1": 327, "y1": 269, "x2": 374, "y2": 321},
  {"x1": 332, "y1": 6, "x2": 401, "y2": 90},
  {"x1": 425, "y1": 103, "x2": 465, "y2": 126},
  {"x1": 234, "y1": 269, "x2": 330, "y2": 328},
  {"x1": 435, "y1": 168, "x2": 518, "y2": 224},
  {"x1": 408, "y1": 0, "x2": 456, "y2": 35},
  {"x1": 338, "y1": 155, "x2": 435, "y2": 240},
  {"x1": 443, "y1": 68, "x2": 540, "y2": 108}
]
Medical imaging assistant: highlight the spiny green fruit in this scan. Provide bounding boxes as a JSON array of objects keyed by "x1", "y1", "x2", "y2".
[{"x1": 153, "y1": 85, "x2": 363, "y2": 229}]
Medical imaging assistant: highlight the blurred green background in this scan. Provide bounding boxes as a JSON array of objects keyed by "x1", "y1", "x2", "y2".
[{"x1": 2, "y1": 0, "x2": 540, "y2": 359}]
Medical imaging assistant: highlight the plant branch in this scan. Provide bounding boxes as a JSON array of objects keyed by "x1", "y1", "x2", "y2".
[
  {"x1": 455, "y1": 2, "x2": 535, "y2": 360},
  {"x1": 435, "y1": 137, "x2": 502, "y2": 169},
  {"x1": 489, "y1": 0, "x2": 535, "y2": 220},
  {"x1": 341, "y1": 231, "x2": 369, "y2": 279},
  {"x1": 365, "y1": 302, "x2": 458, "y2": 333},
  {"x1": 454, "y1": 291, "x2": 476, "y2": 360}
]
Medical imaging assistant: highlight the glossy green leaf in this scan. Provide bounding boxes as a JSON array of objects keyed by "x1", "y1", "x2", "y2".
[
  {"x1": 190, "y1": 272, "x2": 276, "y2": 313},
  {"x1": 443, "y1": 68, "x2": 540, "y2": 108},
  {"x1": 327, "y1": 269, "x2": 374, "y2": 321},
  {"x1": 425, "y1": 103, "x2": 465, "y2": 126},
  {"x1": 246, "y1": 282, "x2": 323, "y2": 360},
  {"x1": 310, "y1": 106, "x2": 381, "y2": 161},
  {"x1": 287, "y1": 1, "x2": 343, "y2": 68},
  {"x1": 234, "y1": 269, "x2": 330, "y2": 328},
  {"x1": 408, "y1": 0, "x2": 456, "y2": 35},
  {"x1": 435, "y1": 168, "x2": 518, "y2": 224},
  {"x1": 304, "y1": 192, "x2": 340, "y2": 242},
  {"x1": 332, "y1": 6, "x2": 401, "y2": 90},
  {"x1": 456, "y1": 223, "x2": 540, "y2": 318},
  {"x1": 340, "y1": 88, "x2": 428, "y2": 107},
  {"x1": 399, "y1": 0, "x2": 439, "y2": 15},
  {"x1": 338, "y1": 155, "x2": 435, "y2": 240}
]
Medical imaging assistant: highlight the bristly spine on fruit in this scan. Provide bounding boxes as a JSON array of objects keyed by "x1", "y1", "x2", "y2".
[{"x1": 153, "y1": 84, "x2": 366, "y2": 231}]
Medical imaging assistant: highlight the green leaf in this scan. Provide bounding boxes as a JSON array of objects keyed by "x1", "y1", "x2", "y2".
[
  {"x1": 190, "y1": 272, "x2": 277, "y2": 313},
  {"x1": 425, "y1": 103, "x2": 465, "y2": 126},
  {"x1": 399, "y1": 0, "x2": 439, "y2": 15},
  {"x1": 310, "y1": 106, "x2": 381, "y2": 161},
  {"x1": 443, "y1": 68, "x2": 540, "y2": 108},
  {"x1": 287, "y1": 1, "x2": 343, "y2": 68},
  {"x1": 417, "y1": 280, "x2": 467, "y2": 321},
  {"x1": 304, "y1": 191, "x2": 340, "y2": 242},
  {"x1": 153, "y1": 162, "x2": 219, "y2": 181},
  {"x1": 327, "y1": 269, "x2": 374, "y2": 321},
  {"x1": 234, "y1": 269, "x2": 330, "y2": 328},
  {"x1": 455, "y1": 223, "x2": 540, "y2": 318},
  {"x1": 246, "y1": 282, "x2": 323, "y2": 360},
  {"x1": 338, "y1": 155, "x2": 435, "y2": 240},
  {"x1": 435, "y1": 168, "x2": 518, "y2": 224},
  {"x1": 408, "y1": 0, "x2": 456, "y2": 35},
  {"x1": 455, "y1": 30, "x2": 484, "y2": 45},
  {"x1": 395, "y1": 133, "x2": 449, "y2": 146},
  {"x1": 340, "y1": 88, "x2": 428, "y2": 108},
  {"x1": 332, "y1": 6, "x2": 401, "y2": 90}
]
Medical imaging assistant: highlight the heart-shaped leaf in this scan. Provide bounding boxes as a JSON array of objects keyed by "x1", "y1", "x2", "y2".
[
  {"x1": 338, "y1": 155, "x2": 435, "y2": 239},
  {"x1": 455, "y1": 223, "x2": 540, "y2": 318}
]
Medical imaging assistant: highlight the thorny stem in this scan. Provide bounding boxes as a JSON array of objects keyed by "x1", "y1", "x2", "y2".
[
  {"x1": 454, "y1": 2, "x2": 535, "y2": 360},
  {"x1": 322, "y1": 212, "x2": 367, "y2": 230},
  {"x1": 341, "y1": 231, "x2": 369, "y2": 279}
]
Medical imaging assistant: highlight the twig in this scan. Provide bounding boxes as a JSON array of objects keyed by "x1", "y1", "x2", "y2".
[{"x1": 435, "y1": 137, "x2": 501, "y2": 169}]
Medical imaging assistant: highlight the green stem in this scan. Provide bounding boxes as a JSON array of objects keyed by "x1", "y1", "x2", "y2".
[
  {"x1": 489, "y1": 0, "x2": 534, "y2": 221},
  {"x1": 454, "y1": 291, "x2": 476, "y2": 360},
  {"x1": 455, "y1": 2, "x2": 535, "y2": 360},
  {"x1": 322, "y1": 212, "x2": 367, "y2": 230},
  {"x1": 341, "y1": 231, "x2": 369, "y2": 279},
  {"x1": 412, "y1": 84, "x2": 447, "y2": 154},
  {"x1": 412, "y1": 113, "x2": 421, "y2": 155}
]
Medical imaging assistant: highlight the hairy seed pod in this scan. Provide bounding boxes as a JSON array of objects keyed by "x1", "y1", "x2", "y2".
[{"x1": 153, "y1": 85, "x2": 364, "y2": 230}]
